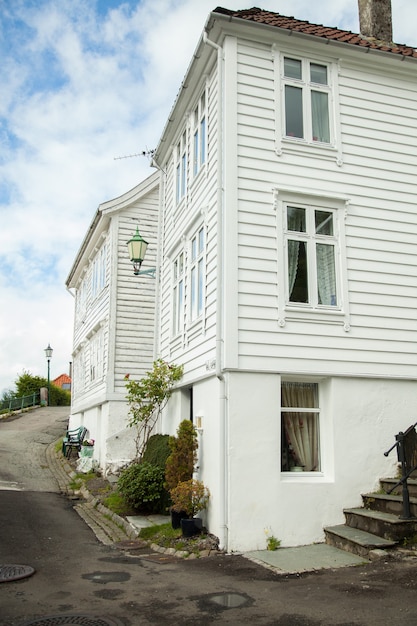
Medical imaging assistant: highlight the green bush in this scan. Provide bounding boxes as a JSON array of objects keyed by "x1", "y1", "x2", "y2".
[
  {"x1": 117, "y1": 462, "x2": 166, "y2": 514},
  {"x1": 142, "y1": 434, "x2": 171, "y2": 469}
]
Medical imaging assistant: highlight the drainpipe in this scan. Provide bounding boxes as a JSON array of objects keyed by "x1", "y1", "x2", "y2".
[{"x1": 203, "y1": 30, "x2": 228, "y2": 552}]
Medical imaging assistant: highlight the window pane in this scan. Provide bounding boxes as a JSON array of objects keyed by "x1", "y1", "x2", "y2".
[
  {"x1": 315, "y1": 210, "x2": 333, "y2": 236},
  {"x1": 193, "y1": 130, "x2": 199, "y2": 175},
  {"x1": 191, "y1": 266, "x2": 196, "y2": 316},
  {"x1": 288, "y1": 240, "x2": 308, "y2": 303},
  {"x1": 316, "y1": 243, "x2": 337, "y2": 306},
  {"x1": 285, "y1": 86, "x2": 303, "y2": 138},
  {"x1": 287, "y1": 206, "x2": 306, "y2": 232},
  {"x1": 198, "y1": 258, "x2": 204, "y2": 314},
  {"x1": 198, "y1": 227, "x2": 204, "y2": 253},
  {"x1": 284, "y1": 57, "x2": 302, "y2": 79},
  {"x1": 311, "y1": 91, "x2": 330, "y2": 143},
  {"x1": 191, "y1": 237, "x2": 197, "y2": 261},
  {"x1": 200, "y1": 117, "x2": 206, "y2": 165},
  {"x1": 310, "y1": 63, "x2": 327, "y2": 85}
]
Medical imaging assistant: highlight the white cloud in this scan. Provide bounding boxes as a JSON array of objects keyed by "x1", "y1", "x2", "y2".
[{"x1": 0, "y1": 0, "x2": 415, "y2": 393}]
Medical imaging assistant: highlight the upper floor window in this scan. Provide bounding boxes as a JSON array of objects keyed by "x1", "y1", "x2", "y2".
[
  {"x1": 176, "y1": 130, "x2": 187, "y2": 204},
  {"x1": 283, "y1": 57, "x2": 331, "y2": 144},
  {"x1": 190, "y1": 226, "x2": 205, "y2": 321},
  {"x1": 193, "y1": 92, "x2": 206, "y2": 176},
  {"x1": 286, "y1": 205, "x2": 338, "y2": 308},
  {"x1": 91, "y1": 244, "x2": 107, "y2": 299},
  {"x1": 173, "y1": 251, "x2": 185, "y2": 335}
]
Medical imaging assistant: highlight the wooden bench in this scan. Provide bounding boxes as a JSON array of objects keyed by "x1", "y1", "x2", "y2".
[{"x1": 62, "y1": 426, "x2": 87, "y2": 458}]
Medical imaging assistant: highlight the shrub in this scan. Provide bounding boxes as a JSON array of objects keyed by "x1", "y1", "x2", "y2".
[
  {"x1": 170, "y1": 479, "x2": 210, "y2": 518},
  {"x1": 117, "y1": 462, "x2": 166, "y2": 513},
  {"x1": 165, "y1": 420, "x2": 198, "y2": 493},
  {"x1": 142, "y1": 434, "x2": 171, "y2": 469}
]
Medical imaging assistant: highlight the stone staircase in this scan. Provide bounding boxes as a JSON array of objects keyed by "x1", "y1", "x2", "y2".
[{"x1": 325, "y1": 473, "x2": 417, "y2": 559}]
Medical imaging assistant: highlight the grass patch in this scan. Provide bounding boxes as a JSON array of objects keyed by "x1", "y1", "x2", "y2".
[
  {"x1": 103, "y1": 491, "x2": 136, "y2": 516},
  {"x1": 138, "y1": 522, "x2": 211, "y2": 555},
  {"x1": 68, "y1": 470, "x2": 96, "y2": 491},
  {"x1": 55, "y1": 439, "x2": 63, "y2": 454}
]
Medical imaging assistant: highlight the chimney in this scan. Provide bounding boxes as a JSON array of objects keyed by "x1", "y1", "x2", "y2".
[{"x1": 358, "y1": 0, "x2": 393, "y2": 42}]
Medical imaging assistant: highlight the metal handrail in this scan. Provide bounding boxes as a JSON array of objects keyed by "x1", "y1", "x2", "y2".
[
  {"x1": 0, "y1": 392, "x2": 41, "y2": 413},
  {"x1": 384, "y1": 421, "x2": 417, "y2": 519}
]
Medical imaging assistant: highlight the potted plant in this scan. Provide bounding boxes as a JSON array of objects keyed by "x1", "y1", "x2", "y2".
[
  {"x1": 170, "y1": 478, "x2": 210, "y2": 536},
  {"x1": 165, "y1": 420, "x2": 198, "y2": 528}
]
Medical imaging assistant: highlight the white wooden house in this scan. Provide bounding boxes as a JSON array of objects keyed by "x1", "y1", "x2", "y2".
[
  {"x1": 151, "y1": 2, "x2": 417, "y2": 551},
  {"x1": 66, "y1": 172, "x2": 159, "y2": 473}
]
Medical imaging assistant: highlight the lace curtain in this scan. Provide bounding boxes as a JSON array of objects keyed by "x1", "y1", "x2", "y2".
[{"x1": 282, "y1": 382, "x2": 319, "y2": 471}]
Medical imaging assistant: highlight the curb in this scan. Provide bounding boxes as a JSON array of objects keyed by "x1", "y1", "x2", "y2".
[{"x1": 46, "y1": 440, "x2": 223, "y2": 559}]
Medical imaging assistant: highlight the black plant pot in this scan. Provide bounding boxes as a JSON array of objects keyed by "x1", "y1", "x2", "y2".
[
  {"x1": 171, "y1": 509, "x2": 187, "y2": 529},
  {"x1": 181, "y1": 517, "x2": 202, "y2": 537}
]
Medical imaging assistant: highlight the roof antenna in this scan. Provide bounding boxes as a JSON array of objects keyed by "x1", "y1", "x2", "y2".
[{"x1": 114, "y1": 148, "x2": 155, "y2": 161}]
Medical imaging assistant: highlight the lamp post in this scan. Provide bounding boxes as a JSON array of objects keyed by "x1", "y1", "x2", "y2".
[{"x1": 44, "y1": 344, "x2": 53, "y2": 406}]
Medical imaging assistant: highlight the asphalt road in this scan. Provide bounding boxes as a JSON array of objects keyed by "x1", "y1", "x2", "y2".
[{"x1": 1, "y1": 408, "x2": 417, "y2": 626}]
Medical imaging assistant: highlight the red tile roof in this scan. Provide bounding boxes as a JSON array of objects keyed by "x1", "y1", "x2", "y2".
[
  {"x1": 213, "y1": 7, "x2": 417, "y2": 59},
  {"x1": 53, "y1": 373, "x2": 72, "y2": 388}
]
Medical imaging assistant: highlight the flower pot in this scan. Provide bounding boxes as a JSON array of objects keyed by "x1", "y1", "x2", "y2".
[
  {"x1": 80, "y1": 446, "x2": 94, "y2": 458},
  {"x1": 171, "y1": 509, "x2": 187, "y2": 529},
  {"x1": 180, "y1": 517, "x2": 202, "y2": 537}
]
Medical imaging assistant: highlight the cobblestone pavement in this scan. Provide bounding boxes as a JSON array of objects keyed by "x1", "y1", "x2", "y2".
[{"x1": 45, "y1": 441, "x2": 139, "y2": 546}]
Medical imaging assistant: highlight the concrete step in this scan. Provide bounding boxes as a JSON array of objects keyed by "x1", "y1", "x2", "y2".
[
  {"x1": 380, "y1": 477, "x2": 417, "y2": 498},
  {"x1": 344, "y1": 507, "x2": 417, "y2": 542},
  {"x1": 324, "y1": 524, "x2": 397, "y2": 558},
  {"x1": 362, "y1": 492, "x2": 417, "y2": 518}
]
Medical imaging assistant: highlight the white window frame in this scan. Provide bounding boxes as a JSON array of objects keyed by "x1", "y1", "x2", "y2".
[
  {"x1": 189, "y1": 225, "x2": 205, "y2": 322},
  {"x1": 274, "y1": 188, "x2": 350, "y2": 331},
  {"x1": 175, "y1": 130, "x2": 187, "y2": 204},
  {"x1": 285, "y1": 204, "x2": 339, "y2": 309},
  {"x1": 172, "y1": 250, "x2": 185, "y2": 336},
  {"x1": 192, "y1": 91, "x2": 207, "y2": 177},
  {"x1": 282, "y1": 56, "x2": 332, "y2": 145},
  {"x1": 281, "y1": 381, "x2": 321, "y2": 473},
  {"x1": 275, "y1": 51, "x2": 342, "y2": 165}
]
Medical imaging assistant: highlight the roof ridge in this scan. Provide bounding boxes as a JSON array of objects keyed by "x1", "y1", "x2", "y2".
[{"x1": 212, "y1": 6, "x2": 417, "y2": 58}]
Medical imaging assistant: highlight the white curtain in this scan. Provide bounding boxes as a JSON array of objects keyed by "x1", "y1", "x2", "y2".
[
  {"x1": 282, "y1": 383, "x2": 319, "y2": 471},
  {"x1": 316, "y1": 243, "x2": 336, "y2": 305}
]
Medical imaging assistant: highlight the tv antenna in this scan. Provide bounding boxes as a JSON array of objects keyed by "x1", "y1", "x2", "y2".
[{"x1": 114, "y1": 148, "x2": 155, "y2": 161}]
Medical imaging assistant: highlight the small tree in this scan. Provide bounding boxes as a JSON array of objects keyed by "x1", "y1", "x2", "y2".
[
  {"x1": 165, "y1": 420, "x2": 198, "y2": 493},
  {"x1": 14, "y1": 370, "x2": 70, "y2": 406},
  {"x1": 125, "y1": 359, "x2": 183, "y2": 460}
]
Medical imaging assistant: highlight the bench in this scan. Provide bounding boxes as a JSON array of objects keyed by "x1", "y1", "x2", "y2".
[{"x1": 62, "y1": 426, "x2": 88, "y2": 458}]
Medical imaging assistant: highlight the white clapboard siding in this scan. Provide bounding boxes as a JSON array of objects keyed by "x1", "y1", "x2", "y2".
[{"x1": 225, "y1": 34, "x2": 417, "y2": 379}]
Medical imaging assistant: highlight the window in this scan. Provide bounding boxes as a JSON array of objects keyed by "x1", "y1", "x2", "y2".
[
  {"x1": 286, "y1": 205, "x2": 338, "y2": 308},
  {"x1": 176, "y1": 130, "x2": 187, "y2": 203},
  {"x1": 89, "y1": 330, "x2": 103, "y2": 383},
  {"x1": 281, "y1": 382, "x2": 320, "y2": 472},
  {"x1": 173, "y1": 251, "x2": 185, "y2": 335},
  {"x1": 190, "y1": 226, "x2": 205, "y2": 321},
  {"x1": 283, "y1": 57, "x2": 331, "y2": 144},
  {"x1": 91, "y1": 244, "x2": 107, "y2": 300},
  {"x1": 192, "y1": 92, "x2": 206, "y2": 176}
]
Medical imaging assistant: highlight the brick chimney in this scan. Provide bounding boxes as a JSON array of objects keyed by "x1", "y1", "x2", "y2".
[{"x1": 358, "y1": 0, "x2": 393, "y2": 42}]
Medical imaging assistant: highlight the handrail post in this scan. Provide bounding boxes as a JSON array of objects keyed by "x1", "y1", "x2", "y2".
[{"x1": 397, "y1": 432, "x2": 412, "y2": 519}]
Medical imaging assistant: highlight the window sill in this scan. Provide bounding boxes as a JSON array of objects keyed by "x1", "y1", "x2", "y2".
[
  {"x1": 277, "y1": 137, "x2": 342, "y2": 166},
  {"x1": 279, "y1": 307, "x2": 350, "y2": 331}
]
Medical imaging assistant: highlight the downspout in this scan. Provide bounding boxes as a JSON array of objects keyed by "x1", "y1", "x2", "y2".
[
  {"x1": 151, "y1": 159, "x2": 166, "y2": 361},
  {"x1": 203, "y1": 30, "x2": 228, "y2": 552}
]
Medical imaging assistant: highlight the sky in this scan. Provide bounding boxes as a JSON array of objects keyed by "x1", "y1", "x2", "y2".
[{"x1": 0, "y1": 0, "x2": 416, "y2": 395}]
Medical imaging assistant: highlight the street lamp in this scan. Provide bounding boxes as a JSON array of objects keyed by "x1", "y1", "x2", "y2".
[
  {"x1": 44, "y1": 344, "x2": 53, "y2": 406},
  {"x1": 127, "y1": 226, "x2": 156, "y2": 278}
]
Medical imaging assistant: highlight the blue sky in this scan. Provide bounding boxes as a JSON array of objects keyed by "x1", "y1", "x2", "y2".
[{"x1": 0, "y1": 0, "x2": 415, "y2": 394}]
